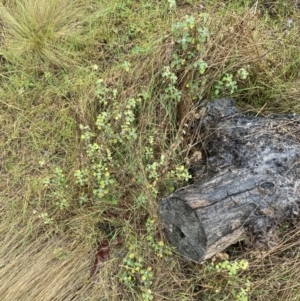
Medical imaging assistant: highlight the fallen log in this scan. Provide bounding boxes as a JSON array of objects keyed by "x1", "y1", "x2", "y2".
[{"x1": 160, "y1": 99, "x2": 300, "y2": 261}]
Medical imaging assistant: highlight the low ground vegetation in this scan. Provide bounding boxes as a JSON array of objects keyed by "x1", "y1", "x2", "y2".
[{"x1": 1, "y1": 0, "x2": 300, "y2": 300}]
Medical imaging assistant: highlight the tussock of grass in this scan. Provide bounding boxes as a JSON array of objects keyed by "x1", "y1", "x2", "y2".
[
  {"x1": 0, "y1": 0, "x2": 87, "y2": 68},
  {"x1": 1, "y1": 0, "x2": 300, "y2": 300}
]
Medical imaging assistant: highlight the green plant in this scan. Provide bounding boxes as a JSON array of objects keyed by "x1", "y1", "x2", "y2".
[
  {"x1": 76, "y1": 79, "x2": 141, "y2": 206},
  {"x1": 169, "y1": 12, "x2": 255, "y2": 100},
  {"x1": 121, "y1": 61, "x2": 131, "y2": 72},
  {"x1": 204, "y1": 259, "x2": 251, "y2": 301},
  {"x1": 161, "y1": 66, "x2": 182, "y2": 102},
  {"x1": 193, "y1": 59, "x2": 208, "y2": 75},
  {"x1": 43, "y1": 167, "x2": 69, "y2": 211},
  {"x1": 213, "y1": 73, "x2": 237, "y2": 96},
  {"x1": 119, "y1": 251, "x2": 154, "y2": 301},
  {"x1": 144, "y1": 135, "x2": 191, "y2": 196},
  {"x1": 166, "y1": 165, "x2": 191, "y2": 192},
  {"x1": 38, "y1": 212, "x2": 54, "y2": 225},
  {"x1": 170, "y1": 13, "x2": 210, "y2": 100},
  {"x1": 168, "y1": 0, "x2": 176, "y2": 11},
  {"x1": 146, "y1": 218, "x2": 173, "y2": 258},
  {"x1": 237, "y1": 68, "x2": 249, "y2": 80},
  {"x1": 213, "y1": 68, "x2": 249, "y2": 97}
]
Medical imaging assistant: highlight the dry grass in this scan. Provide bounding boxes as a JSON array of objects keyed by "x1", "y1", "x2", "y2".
[
  {"x1": 0, "y1": 215, "x2": 108, "y2": 301},
  {"x1": 247, "y1": 223, "x2": 300, "y2": 300},
  {"x1": 0, "y1": 0, "x2": 87, "y2": 68},
  {"x1": 0, "y1": 212, "x2": 195, "y2": 300},
  {"x1": 1, "y1": 0, "x2": 300, "y2": 300},
  {"x1": 191, "y1": 220, "x2": 300, "y2": 301}
]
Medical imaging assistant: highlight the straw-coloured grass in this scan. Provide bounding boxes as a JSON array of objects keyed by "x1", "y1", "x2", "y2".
[
  {"x1": 0, "y1": 0, "x2": 86, "y2": 67},
  {"x1": 2, "y1": 0, "x2": 300, "y2": 300}
]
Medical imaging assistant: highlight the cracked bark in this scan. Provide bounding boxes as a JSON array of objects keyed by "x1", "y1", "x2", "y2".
[{"x1": 160, "y1": 99, "x2": 300, "y2": 261}]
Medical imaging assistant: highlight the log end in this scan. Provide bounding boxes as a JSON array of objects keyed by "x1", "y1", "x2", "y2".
[{"x1": 160, "y1": 197, "x2": 206, "y2": 261}]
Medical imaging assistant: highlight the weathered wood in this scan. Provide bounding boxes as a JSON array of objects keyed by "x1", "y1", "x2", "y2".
[{"x1": 160, "y1": 99, "x2": 300, "y2": 261}]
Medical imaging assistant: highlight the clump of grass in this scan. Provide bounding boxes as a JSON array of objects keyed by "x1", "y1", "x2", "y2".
[{"x1": 0, "y1": 0, "x2": 86, "y2": 68}]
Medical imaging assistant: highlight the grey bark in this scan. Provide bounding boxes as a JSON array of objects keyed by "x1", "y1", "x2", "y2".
[{"x1": 160, "y1": 99, "x2": 300, "y2": 261}]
